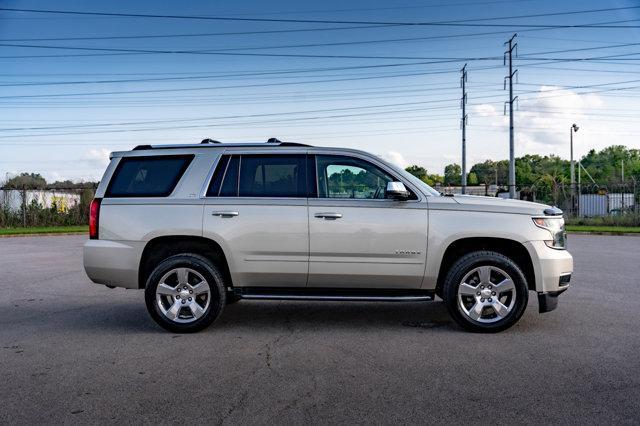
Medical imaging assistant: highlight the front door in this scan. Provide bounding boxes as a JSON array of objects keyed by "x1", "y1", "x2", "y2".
[
  {"x1": 203, "y1": 153, "x2": 309, "y2": 287},
  {"x1": 308, "y1": 154, "x2": 428, "y2": 289}
]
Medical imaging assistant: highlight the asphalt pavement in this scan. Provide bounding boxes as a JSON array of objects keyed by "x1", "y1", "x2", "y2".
[{"x1": 0, "y1": 234, "x2": 638, "y2": 424}]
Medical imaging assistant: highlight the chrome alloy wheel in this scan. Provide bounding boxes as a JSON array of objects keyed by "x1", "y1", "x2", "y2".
[
  {"x1": 457, "y1": 265, "x2": 516, "y2": 324},
  {"x1": 155, "y1": 267, "x2": 211, "y2": 323}
]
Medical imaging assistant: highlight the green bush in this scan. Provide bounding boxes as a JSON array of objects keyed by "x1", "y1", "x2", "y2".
[{"x1": 0, "y1": 188, "x2": 94, "y2": 228}]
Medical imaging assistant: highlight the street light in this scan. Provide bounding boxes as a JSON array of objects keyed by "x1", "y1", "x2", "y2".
[{"x1": 570, "y1": 124, "x2": 579, "y2": 215}]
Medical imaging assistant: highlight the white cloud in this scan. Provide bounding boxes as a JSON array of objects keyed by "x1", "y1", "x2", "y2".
[
  {"x1": 512, "y1": 86, "x2": 606, "y2": 150},
  {"x1": 382, "y1": 151, "x2": 408, "y2": 168},
  {"x1": 473, "y1": 104, "x2": 498, "y2": 117},
  {"x1": 84, "y1": 148, "x2": 111, "y2": 168}
]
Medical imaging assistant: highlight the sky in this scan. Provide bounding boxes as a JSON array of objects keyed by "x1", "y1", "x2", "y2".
[{"x1": 1, "y1": 0, "x2": 639, "y2": 182}]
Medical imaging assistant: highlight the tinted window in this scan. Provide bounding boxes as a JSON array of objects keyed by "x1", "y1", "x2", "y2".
[
  {"x1": 316, "y1": 155, "x2": 406, "y2": 199},
  {"x1": 220, "y1": 156, "x2": 239, "y2": 197},
  {"x1": 106, "y1": 155, "x2": 193, "y2": 197},
  {"x1": 206, "y1": 155, "x2": 230, "y2": 197},
  {"x1": 239, "y1": 155, "x2": 306, "y2": 197}
]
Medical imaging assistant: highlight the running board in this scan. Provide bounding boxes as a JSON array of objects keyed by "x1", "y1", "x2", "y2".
[{"x1": 233, "y1": 287, "x2": 434, "y2": 302}]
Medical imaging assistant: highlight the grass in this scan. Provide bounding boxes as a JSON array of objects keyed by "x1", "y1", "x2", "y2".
[
  {"x1": 566, "y1": 225, "x2": 640, "y2": 234},
  {"x1": 0, "y1": 225, "x2": 88, "y2": 236}
]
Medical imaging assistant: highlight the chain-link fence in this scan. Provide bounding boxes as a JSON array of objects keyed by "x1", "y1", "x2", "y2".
[{"x1": 0, "y1": 187, "x2": 96, "y2": 228}]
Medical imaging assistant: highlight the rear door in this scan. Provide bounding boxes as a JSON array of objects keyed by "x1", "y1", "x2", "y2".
[
  {"x1": 307, "y1": 153, "x2": 428, "y2": 289},
  {"x1": 202, "y1": 152, "x2": 309, "y2": 288}
]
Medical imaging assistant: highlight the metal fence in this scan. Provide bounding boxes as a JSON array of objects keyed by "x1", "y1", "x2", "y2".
[
  {"x1": 0, "y1": 187, "x2": 96, "y2": 227},
  {"x1": 439, "y1": 182, "x2": 639, "y2": 222},
  {"x1": 526, "y1": 182, "x2": 638, "y2": 219}
]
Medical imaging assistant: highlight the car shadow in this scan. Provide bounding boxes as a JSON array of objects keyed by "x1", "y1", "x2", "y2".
[
  {"x1": 17, "y1": 298, "x2": 460, "y2": 334},
  {"x1": 216, "y1": 299, "x2": 458, "y2": 332}
]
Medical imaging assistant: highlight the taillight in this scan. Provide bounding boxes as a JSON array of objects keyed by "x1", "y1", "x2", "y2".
[{"x1": 89, "y1": 198, "x2": 101, "y2": 240}]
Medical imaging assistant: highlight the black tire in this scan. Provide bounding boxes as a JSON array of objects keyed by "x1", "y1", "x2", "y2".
[
  {"x1": 144, "y1": 254, "x2": 226, "y2": 333},
  {"x1": 443, "y1": 251, "x2": 529, "y2": 333}
]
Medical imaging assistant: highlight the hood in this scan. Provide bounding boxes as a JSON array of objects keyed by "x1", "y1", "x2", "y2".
[{"x1": 448, "y1": 194, "x2": 552, "y2": 216}]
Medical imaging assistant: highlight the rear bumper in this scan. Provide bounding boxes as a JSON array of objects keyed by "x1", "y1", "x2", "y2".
[{"x1": 83, "y1": 239, "x2": 143, "y2": 289}]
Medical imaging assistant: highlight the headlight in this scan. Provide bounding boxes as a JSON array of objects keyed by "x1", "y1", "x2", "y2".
[{"x1": 533, "y1": 217, "x2": 566, "y2": 249}]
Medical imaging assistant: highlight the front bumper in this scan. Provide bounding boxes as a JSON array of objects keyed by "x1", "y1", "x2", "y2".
[
  {"x1": 524, "y1": 241, "x2": 573, "y2": 293},
  {"x1": 523, "y1": 241, "x2": 573, "y2": 313}
]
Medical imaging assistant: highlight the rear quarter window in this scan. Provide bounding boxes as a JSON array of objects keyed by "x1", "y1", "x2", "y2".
[{"x1": 105, "y1": 155, "x2": 194, "y2": 197}]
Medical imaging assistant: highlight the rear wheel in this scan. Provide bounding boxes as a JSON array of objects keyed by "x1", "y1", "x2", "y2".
[
  {"x1": 144, "y1": 254, "x2": 226, "y2": 333},
  {"x1": 443, "y1": 251, "x2": 528, "y2": 333}
]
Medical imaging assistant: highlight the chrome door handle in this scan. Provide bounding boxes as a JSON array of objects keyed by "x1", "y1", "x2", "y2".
[
  {"x1": 211, "y1": 211, "x2": 239, "y2": 218},
  {"x1": 314, "y1": 212, "x2": 343, "y2": 220}
]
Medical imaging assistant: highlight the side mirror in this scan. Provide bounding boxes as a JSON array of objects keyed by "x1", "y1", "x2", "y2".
[{"x1": 385, "y1": 181, "x2": 410, "y2": 200}]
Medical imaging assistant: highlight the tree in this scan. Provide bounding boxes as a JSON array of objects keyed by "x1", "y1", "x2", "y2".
[
  {"x1": 4, "y1": 173, "x2": 47, "y2": 189},
  {"x1": 444, "y1": 163, "x2": 462, "y2": 186},
  {"x1": 404, "y1": 165, "x2": 427, "y2": 182},
  {"x1": 467, "y1": 172, "x2": 478, "y2": 186},
  {"x1": 470, "y1": 160, "x2": 508, "y2": 185},
  {"x1": 405, "y1": 165, "x2": 443, "y2": 186},
  {"x1": 579, "y1": 145, "x2": 640, "y2": 183}
]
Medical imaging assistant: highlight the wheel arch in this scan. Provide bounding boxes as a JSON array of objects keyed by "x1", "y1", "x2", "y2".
[
  {"x1": 138, "y1": 235, "x2": 232, "y2": 290},
  {"x1": 435, "y1": 237, "x2": 536, "y2": 296}
]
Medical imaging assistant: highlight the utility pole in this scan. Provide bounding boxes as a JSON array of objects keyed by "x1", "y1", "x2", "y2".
[
  {"x1": 570, "y1": 123, "x2": 579, "y2": 214},
  {"x1": 504, "y1": 34, "x2": 518, "y2": 199},
  {"x1": 578, "y1": 160, "x2": 581, "y2": 217},
  {"x1": 460, "y1": 63, "x2": 468, "y2": 194}
]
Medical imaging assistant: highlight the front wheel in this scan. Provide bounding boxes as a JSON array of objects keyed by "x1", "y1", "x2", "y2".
[
  {"x1": 443, "y1": 251, "x2": 529, "y2": 333},
  {"x1": 144, "y1": 254, "x2": 226, "y2": 333}
]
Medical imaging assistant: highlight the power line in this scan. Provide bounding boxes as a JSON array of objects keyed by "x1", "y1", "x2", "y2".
[
  {"x1": 0, "y1": 25, "x2": 399, "y2": 42},
  {"x1": 2, "y1": 16, "x2": 637, "y2": 60},
  {"x1": 3, "y1": 39, "x2": 640, "y2": 63},
  {"x1": 7, "y1": 80, "x2": 640, "y2": 138},
  {"x1": 0, "y1": 42, "x2": 510, "y2": 61},
  {"x1": 0, "y1": 97, "x2": 466, "y2": 133},
  {"x1": 1, "y1": 5, "x2": 639, "y2": 27},
  {"x1": 1, "y1": 41, "x2": 637, "y2": 88},
  {"x1": 0, "y1": 0, "x2": 535, "y2": 21},
  {"x1": 519, "y1": 42, "x2": 640, "y2": 57},
  {"x1": 0, "y1": 104, "x2": 467, "y2": 139}
]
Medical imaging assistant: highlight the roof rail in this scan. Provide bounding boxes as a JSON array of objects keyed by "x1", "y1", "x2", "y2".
[
  {"x1": 266, "y1": 137, "x2": 310, "y2": 147},
  {"x1": 279, "y1": 142, "x2": 310, "y2": 147},
  {"x1": 130, "y1": 139, "x2": 311, "y2": 151}
]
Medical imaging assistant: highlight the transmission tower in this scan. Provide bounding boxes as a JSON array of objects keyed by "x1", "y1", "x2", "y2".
[
  {"x1": 460, "y1": 63, "x2": 468, "y2": 194},
  {"x1": 504, "y1": 34, "x2": 518, "y2": 199}
]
